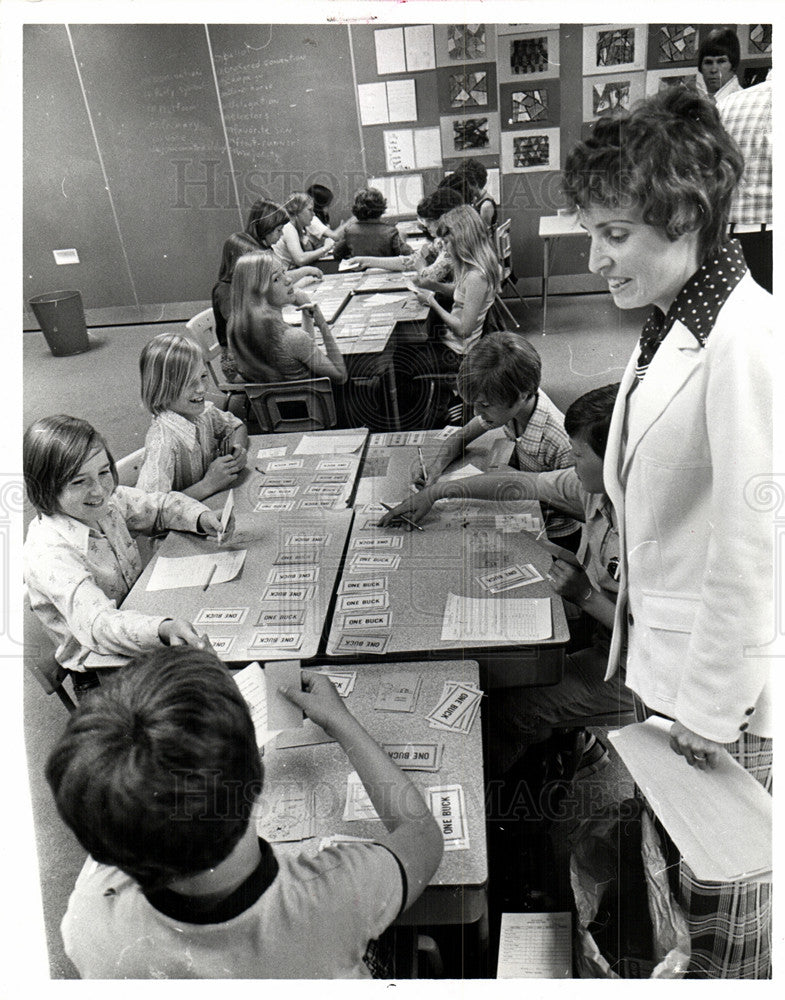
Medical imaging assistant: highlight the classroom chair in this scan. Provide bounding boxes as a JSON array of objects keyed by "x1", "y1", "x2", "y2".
[
  {"x1": 24, "y1": 597, "x2": 76, "y2": 712},
  {"x1": 494, "y1": 220, "x2": 525, "y2": 329},
  {"x1": 185, "y1": 308, "x2": 247, "y2": 415},
  {"x1": 243, "y1": 377, "x2": 337, "y2": 434},
  {"x1": 115, "y1": 446, "x2": 145, "y2": 487}
]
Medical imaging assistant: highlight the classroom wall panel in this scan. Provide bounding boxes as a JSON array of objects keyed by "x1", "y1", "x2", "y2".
[
  {"x1": 23, "y1": 25, "x2": 135, "y2": 311},
  {"x1": 69, "y1": 23, "x2": 239, "y2": 308}
]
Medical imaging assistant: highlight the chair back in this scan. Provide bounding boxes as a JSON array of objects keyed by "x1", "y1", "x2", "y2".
[
  {"x1": 243, "y1": 378, "x2": 337, "y2": 434},
  {"x1": 115, "y1": 446, "x2": 146, "y2": 487},
  {"x1": 494, "y1": 219, "x2": 513, "y2": 281},
  {"x1": 186, "y1": 308, "x2": 223, "y2": 386},
  {"x1": 24, "y1": 597, "x2": 75, "y2": 711}
]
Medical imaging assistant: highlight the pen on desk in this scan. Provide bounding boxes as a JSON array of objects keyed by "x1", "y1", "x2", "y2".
[
  {"x1": 379, "y1": 500, "x2": 424, "y2": 532},
  {"x1": 417, "y1": 446, "x2": 428, "y2": 483},
  {"x1": 203, "y1": 563, "x2": 217, "y2": 591},
  {"x1": 255, "y1": 465, "x2": 266, "y2": 475}
]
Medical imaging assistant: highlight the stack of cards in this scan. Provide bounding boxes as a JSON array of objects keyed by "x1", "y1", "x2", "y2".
[
  {"x1": 316, "y1": 668, "x2": 357, "y2": 698},
  {"x1": 374, "y1": 671, "x2": 422, "y2": 712},
  {"x1": 477, "y1": 563, "x2": 544, "y2": 593},
  {"x1": 426, "y1": 680, "x2": 483, "y2": 734}
]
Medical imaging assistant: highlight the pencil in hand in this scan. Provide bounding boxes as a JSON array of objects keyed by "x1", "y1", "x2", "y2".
[{"x1": 379, "y1": 501, "x2": 424, "y2": 532}]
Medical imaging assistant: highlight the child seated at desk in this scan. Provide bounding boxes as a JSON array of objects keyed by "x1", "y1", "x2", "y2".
[
  {"x1": 306, "y1": 183, "x2": 346, "y2": 241},
  {"x1": 331, "y1": 187, "x2": 412, "y2": 262},
  {"x1": 47, "y1": 648, "x2": 444, "y2": 979},
  {"x1": 346, "y1": 187, "x2": 461, "y2": 284},
  {"x1": 136, "y1": 333, "x2": 249, "y2": 499},
  {"x1": 272, "y1": 192, "x2": 335, "y2": 270},
  {"x1": 213, "y1": 198, "x2": 323, "y2": 375},
  {"x1": 440, "y1": 159, "x2": 498, "y2": 234},
  {"x1": 394, "y1": 330, "x2": 580, "y2": 549},
  {"x1": 23, "y1": 416, "x2": 224, "y2": 692},
  {"x1": 228, "y1": 251, "x2": 347, "y2": 385},
  {"x1": 380, "y1": 384, "x2": 634, "y2": 778},
  {"x1": 409, "y1": 205, "x2": 501, "y2": 377}
]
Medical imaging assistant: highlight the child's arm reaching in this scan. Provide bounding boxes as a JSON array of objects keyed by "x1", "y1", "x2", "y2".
[
  {"x1": 282, "y1": 672, "x2": 443, "y2": 910},
  {"x1": 414, "y1": 416, "x2": 489, "y2": 488}
]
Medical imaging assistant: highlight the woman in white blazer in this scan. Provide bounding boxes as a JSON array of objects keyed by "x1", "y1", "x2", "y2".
[{"x1": 563, "y1": 88, "x2": 773, "y2": 978}]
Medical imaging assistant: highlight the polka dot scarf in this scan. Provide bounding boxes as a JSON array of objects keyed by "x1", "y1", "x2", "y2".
[{"x1": 635, "y1": 240, "x2": 747, "y2": 381}]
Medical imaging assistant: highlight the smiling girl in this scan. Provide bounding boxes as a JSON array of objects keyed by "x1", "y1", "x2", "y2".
[
  {"x1": 24, "y1": 415, "x2": 225, "y2": 678},
  {"x1": 227, "y1": 251, "x2": 347, "y2": 385},
  {"x1": 136, "y1": 334, "x2": 249, "y2": 500}
]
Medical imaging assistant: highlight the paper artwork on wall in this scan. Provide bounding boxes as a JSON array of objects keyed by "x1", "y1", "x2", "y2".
[
  {"x1": 583, "y1": 25, "x2": 646, "y2": 75},
  {"x1": 448, "y1": 24, "x2": 486, "y2": 60},
  {"x1": 511, "y1": 87, "x2": 548, "y2": 123},
  {"x1": 434, "y1": 23, "x2": 496, "y2": 66},
  {"x1": 657, "y1": 25, "x2": 698, "y2": 63},
  {"x1": 450, "y1": 71, "x2": 488, "y2": 108},
  {"x1": 498, "y1": 29, "x2": 559, "y2": 83},
  {"x1": 374, "y1": 26, "x2": 435, "y2": 74},
  {"x1": 384, "y1": 127, "x2": 442, "y2": 172},
  {"x1": 501, "y1": 128, "x2": 559, "y2": 173},
  {"x1": 368, "y1": 174, "x2": 425, "y2": 216},
  {"x1": 439, "y1": 112, "x2": 500, "y2": 157},
  {"x1": 740, "y1": 24, "x2": 772, "y2": 58},
  {"x1": 581, "y1": 72, "x2": 645, "y2": 121},
  {"x1": 644, "y1": 69, "x2": 697, "y2": 98},
  {"x1": 358, "y1": 80, "x2": 417, "y2": 126}
]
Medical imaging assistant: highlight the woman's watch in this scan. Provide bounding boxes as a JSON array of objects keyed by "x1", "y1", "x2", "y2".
[{"x1": 580, "y1": 584, "x2": 594, "y2": 605}]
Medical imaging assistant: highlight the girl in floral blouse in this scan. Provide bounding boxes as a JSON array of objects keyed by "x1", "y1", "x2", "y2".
[{"x1": 24, "y1": 415, "x2": 224, "y2": 680}]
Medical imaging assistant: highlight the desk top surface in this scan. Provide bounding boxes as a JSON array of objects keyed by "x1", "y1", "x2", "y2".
[{"x1": 257, "y1": 658, "x2": 487, "y2": 891}]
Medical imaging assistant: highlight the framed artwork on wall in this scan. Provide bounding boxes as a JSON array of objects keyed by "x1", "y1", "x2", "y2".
[
  {"x1": 501, "y1": 127, "x2": 560, "y2": 173},
  {"x1": 498, "y1": 28, "x2": 560, "y2": 83},
  {"x1": 644, "y1": 68, "x2": 697, "y2": 97},
  {"x1": 656, "y1": 25, "x2": 699, "y2": 64},
  {"x1": 740, "y1": 24, "x2": 772, "y2": 58},
  {"x1": 434, "y1": 24, "x2": 497, "y2": 66},
  {"x1": 581, "y1": 71, "x2": 645, "y2": 121},
  {"x1": 439, "y1": 112, "x2": 500, "y2": 157},
  {"x1": 499, "y1": 80, "x2": 560, "y2": 130},
  {"x1": 436, "y1": 63, "x2": 498, "y2": 114},
  {"x1": 583, "y1": 24, "x2": 647, "y2": 76}
]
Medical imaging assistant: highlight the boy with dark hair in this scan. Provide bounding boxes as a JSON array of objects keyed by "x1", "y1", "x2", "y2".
[
  {"x1": 697, "y1": 27, "x2": 741, "y2": 101},
  {"x1": 395, "y1": 330, "x2": 580, "y2": 549},
  {"x1": 47, "y1": 647, "x2": 443, "y2": 979},
  {"x1": 381, "y1": 383, "x2": 634, "y2": 776}
]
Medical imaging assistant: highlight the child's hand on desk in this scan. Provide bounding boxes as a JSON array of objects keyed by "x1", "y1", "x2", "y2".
[
  {"x1": 377, "y1": 489, "x2": 436, "y2": 528},
  {"x1": 158, "y1": 618, "x2": 212, "y2": 649},
  {"x1": 280, "y1": 671, "x2": 351, "y2": 736},
  {"x1": 230, "y1": 443, "x2": 247, "y2": 470},
  {"x1": 202, "y1": 454, "x2": 242, "y2": 493},
  {"x1": 546, "y1": 560, "x2": 592, "y2": 605},
  {"x1": 346, "y1": 257, "x2": 372, "y2": 270},
  {"x1": 412, "y1": 287, "x2": 436, "y2": 308},
  {"x1": 197, "y1": 509, "x2": 235, "y2": 543}
]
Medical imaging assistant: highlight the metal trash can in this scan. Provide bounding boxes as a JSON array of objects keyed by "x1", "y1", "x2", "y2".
[{"x1": 28, "y1": 290, "x2": 90, "y2": 357}]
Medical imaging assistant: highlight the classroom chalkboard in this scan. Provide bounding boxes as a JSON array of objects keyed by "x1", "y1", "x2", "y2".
[{"x1": 23, "y1": 23, "x2": 364, "y2": 317}]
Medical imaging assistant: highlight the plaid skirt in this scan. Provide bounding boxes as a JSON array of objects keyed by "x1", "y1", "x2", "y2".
[{"x1": 650, "y1": 728, "x2": 773, "y2": 979}]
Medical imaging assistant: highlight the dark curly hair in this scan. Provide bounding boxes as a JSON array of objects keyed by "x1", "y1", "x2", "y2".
[
  {"x1": 46, "y1": 647, "x2": 263, "y2": 891},
  {"x1": 352, "y1": 186, "x2": 387, "y2": 220},
  {"x1": 564, "y1": 383, "x2": 620, "y2": 460},
  {"x1": 562, "y1": 87, "x2": 743, "y2": 261}
]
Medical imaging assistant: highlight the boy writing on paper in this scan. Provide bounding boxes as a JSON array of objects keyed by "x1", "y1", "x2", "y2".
[
  {"x1": 380, "y1": 384, "x2": 634, "y2": 777},
  {"x1": 48, "y1": 647, "x2": 443, "y2": 979},
  {"x1": 408, "y1": 331, "x2": 581, "y2": 550}
]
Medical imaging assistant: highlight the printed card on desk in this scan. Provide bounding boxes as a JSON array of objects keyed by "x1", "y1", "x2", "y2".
[
  {"x1": 254, "y1": 500, "x2": 295, "y2": 513},
  {"x1": 266, "y1": 458, "x2": 304, "y2": 470},
  {"x1": 316, "y1": 669, "x2": 357, "y2": 698},
  {"x1": 194, "y1": 607, "x2": 249, "y2": 626},
  {"x1": 257, "y1": 785, "x2": 316, "y2": 843},
  {"x1": 267, "y1": 567, "x2": 319, "y2": 586},
  {"x1": 343, "y1": 771, "x2": 379, "y2": 822},
  {"x1": 477, "y1": 564, "x2": 544, "y2": 593},
  {"x1": 285, "y1": 532, "x2": 332, "y2": 547},
  {"x1": 208, "y1": 636, "x2": 235, "y2": 655},
  {"x1": 248, "y1": 632, "x2": 303, "y2": 652},
  {"x1": 374, "y1": 671, "x2": 422, "y2": 712},
  {"x1": 384, "y1": 743, "x2": 443, "y2": 772},
  {"x1": 426, "y1": 681, "x2": 483, "y2": 734},
  {"x1": 343, "y1": 612, "x2": 391, "y2": 630},
  {"x1": 264, "y1": 660, "x2": 303, "y2": 732},
  {"x1": 427, "y1": 785, "x2": 469, "y2": 850},
  {"x1": 256, "y1": 446, "x2": 288, "y2": 459},
  {"x1": 333, "y1": 634, "x2": 391, "y2": 656},
  {"x1": 338, "y1": 592, "x2": 389, "y2": 613},
  {"x1": 316, "y1": 458, "x2": 353, "y2": 471},
  {"x1": 338, "y1": 576, "x2": 388, "y2": 594},
  {"x1": 349, "y1": 552, "x2": 401, "y2": 572}
]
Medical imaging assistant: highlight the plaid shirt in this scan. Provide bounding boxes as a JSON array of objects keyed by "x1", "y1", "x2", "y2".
[{"x1": 719, "y1": 80, "x2": 772, "y2": 226}]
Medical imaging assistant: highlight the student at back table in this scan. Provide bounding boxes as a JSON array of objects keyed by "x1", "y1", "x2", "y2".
[{"x1": 47, "y1": 648, "x2": 444, "y2": 979}]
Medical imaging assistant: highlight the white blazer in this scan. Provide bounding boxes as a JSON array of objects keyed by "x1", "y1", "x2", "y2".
[{"x1": 603, "y1": 273, "x2": 773, "y2": 741}]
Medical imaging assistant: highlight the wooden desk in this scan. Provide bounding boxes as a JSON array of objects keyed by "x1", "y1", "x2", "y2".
[
  {"x1": 538, "y1": 213, "x2": 587, "y2": 333},
  {"x1": 327, "y1": 431, "x2": 569, "y2": 685},
  {"x1": 257, "y1": 658, "x2": 488, "y2": 935}
]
